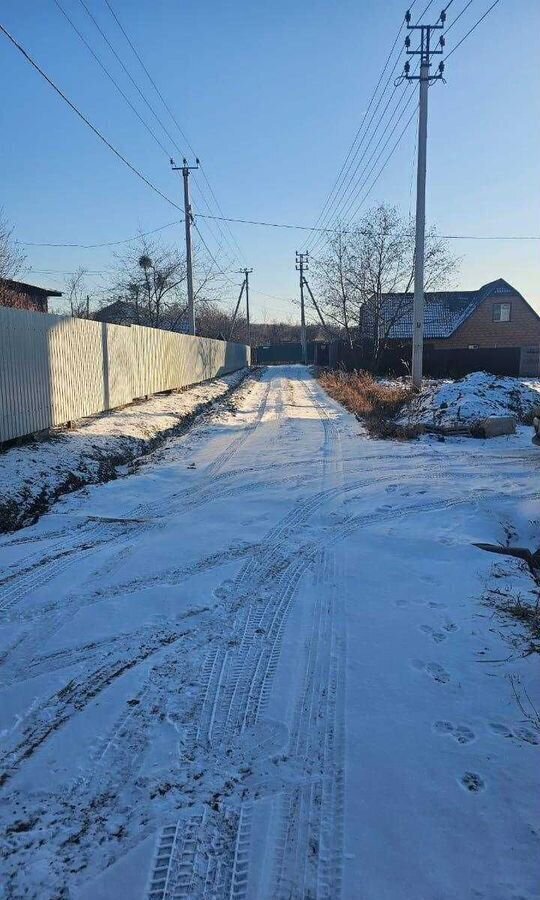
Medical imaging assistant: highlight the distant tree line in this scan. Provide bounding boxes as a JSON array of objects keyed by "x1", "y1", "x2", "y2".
[{"x1": 1, "y1": 205, "x2": 458, "y2": 361}]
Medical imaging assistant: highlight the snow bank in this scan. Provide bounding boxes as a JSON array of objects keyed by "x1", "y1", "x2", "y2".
[
  {"x1": 0, "y1": 369, "x2": 249, "y2": 532},
  {"x1": 401, "y1": 371, "x2": 540, "y2": 429}
]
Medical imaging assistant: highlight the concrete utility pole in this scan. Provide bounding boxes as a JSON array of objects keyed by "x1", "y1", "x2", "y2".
[
  {"x1": 403, "y1": 8, "x2": 446, "y2": 388},
  {"x1": 238, "y1": 268, "x2": 253, "y2": 346},
  {"x1": 228, "y1": 278, "x2": 246, "y2": 341},
  {"x1": 171, "y1": 157, "x2": 199, "y2": 335},
  {"x1": 302, "y1": 276, "x2": 330, "y2": 337},
  {"x1": 295, "y1": 251, "x2": 308, "y2": 365}
]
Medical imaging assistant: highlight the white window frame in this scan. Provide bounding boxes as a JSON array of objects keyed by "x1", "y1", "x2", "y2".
[{"x1": 493, "y1": 302, "x2": 511, "y2": 323}]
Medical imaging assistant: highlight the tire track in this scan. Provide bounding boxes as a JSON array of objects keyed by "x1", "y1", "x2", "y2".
[
  {"x1": 270, "y1": 550, "x2": 345, "y2": 900},
  {"x1": 0, "y1": 378, "x2": 271, "y2": 618}
]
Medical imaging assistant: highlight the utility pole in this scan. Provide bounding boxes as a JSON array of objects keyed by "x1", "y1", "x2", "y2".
[
  {"x1": 171, "y1": 157, "x2": 199, "y2": 335},
  {"x1": 238, "y1": 268, "x2": 253, "y2": 346},
  {"x1": 229, "y1": 278, "x2": 246, "y2": 341},
  {"x1": 302, "y1": 276, "x2": 330, "y2": 338},
  {"x1": 403, "y1": 8, "x2": 446, "y2": 388},
  {"x1": 295, "y1": 251, "x2": 308, "y2": 365}
]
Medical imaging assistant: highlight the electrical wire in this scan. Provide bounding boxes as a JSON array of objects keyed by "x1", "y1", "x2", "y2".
[
  {"x1": 344, "y1": 104, "x2": 419, "y2": 225},
  {"x1": 102, "y1": 0, "x2": 248, "y2": 269},
  {"x1": 445, "y1": 0, "x2": 501, "y2": 60},
  {"x1": 52, "y1": 0, "x2": 169, "y2": 156},
  {"x1": 340, "y1": 94, "x2": 418, "y2": 224},
  {"x1": 304, "y1": 5, "x2": 426, "y2": 251},
  {"x1": 443, "y1": 0, "x2": 475, "y2": 35},
  {"x1": 0, "y1": 21, "x2": 183, "y2": 212},
  {"x1": 77, "y1": 0, "x2": 183, "y2": 156},
  {"x1": 304, "y1": 12, "x2": 412, "y2": 246}
]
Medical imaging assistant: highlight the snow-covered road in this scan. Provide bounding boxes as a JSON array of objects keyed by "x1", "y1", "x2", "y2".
[{"x1": 0, "y1": 365, "x2": 538, "y2": 899}]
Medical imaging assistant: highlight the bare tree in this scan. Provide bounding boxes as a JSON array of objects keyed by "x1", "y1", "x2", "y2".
[
  {"x1": 65, "y1": 267, "x2": 92, "y2": 318},
  {"x1": 311, "y1": 225, "x2": 360, "y2": 348},
  {"x1": 312, "y1": 203, "x2": 458, "y2": 368},
  {"x1": 104, "y1": 233, "x2": 228, "y2": 331},
  {"x1": 0, "y1": 211, "x2": 27, "y2": 307},
  {"x1": 106, "y1": 235, "x2": 188, "y2": 329}
]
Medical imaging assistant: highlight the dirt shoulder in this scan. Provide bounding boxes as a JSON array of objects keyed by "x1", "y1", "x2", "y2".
[{"x1": 0, "y1": 368, "x2": 256, "y2": 533}]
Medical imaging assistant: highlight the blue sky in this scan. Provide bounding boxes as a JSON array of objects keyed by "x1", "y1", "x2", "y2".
[{"x1": 1, "y1": 0, "x2": 539, "y2": 320}]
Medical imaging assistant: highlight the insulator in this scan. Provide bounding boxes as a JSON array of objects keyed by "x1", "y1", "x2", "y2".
[
  {"x1": 439, "y1": 61, "x2": 445, "y2": 74},
  {"x1": 440, "y1": 36, "x2": 445, "y2": 47},
  {"x1": 404, "y1": 61, "x2": 410, "y2": 74},
  {"x1": 405, "y1": 9, "x2": 411, "y2": 24},
  {"x1": 405, "y1": 35, "x2": 411, "y2": 48},
  {"x1": 440, "y1": 10, "x2": 446, "y2": 23}
]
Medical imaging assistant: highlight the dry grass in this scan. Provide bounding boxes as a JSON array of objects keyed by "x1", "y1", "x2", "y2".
[
  {"x1": 318, "y1": 370, "x2": 419, "y2": 439},
  {"x1": 484, "y1": 585, "x2": 540, "y2": 656}
]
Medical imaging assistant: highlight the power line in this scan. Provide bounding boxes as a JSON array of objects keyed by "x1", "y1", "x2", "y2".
[
  {"x1": 102, "y1": 0, "x2": 248, "y2": 269},
  {"x1": 441, "y1": 234, "x2": 540, "y2": 240},
  {"x1": 77, "y1": 0, "x2": 183, "y2": 157},
  {"x1": 305, "y1": 18, "x2": 409, "y2": 245},
  {"x1": 443, "y1": 0, "x2": 475, "y2": 35},
  {"x1": 18, "y1": 221, "x2": 182, "y2": 249},
  {"x1": 306, "y1": 1, "x2": 439, "y2": 251},
  {"x1": 341, "y1": 98, "x2": 419, "y2": 225},
  {"x1": 17, "y1": 215, "x2": 345, "y2": 249},
  {"x1": 103, "y1": 0, "x2": 193, "y2": 155},
  {"x1": 305, "y1": 0, "x2": 427, "y2": 251},
  {"x1": 20, "y1": 210, "x2": 539, "y2": 250},
  {"x1": 445, "y1": 0, "x2": 501, "y2": 60},
  {"x1": 0, "y1": 21, "x2": 183, "y2": 212},
  {"x1": 52, "y1": 0, "x2": 169, "y2": 157},
  {"x1": 330, "y1": 88, "x2": 418, "y2": 227},
  {"x1": 38, "y1": 1, "x2": 242, "y2": 273}
]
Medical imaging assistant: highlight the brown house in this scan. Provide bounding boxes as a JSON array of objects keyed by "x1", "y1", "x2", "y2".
[
  {"x1": 0, "y1": 279, "x2": 62, "y2": 313},
  {"x1": 370, "y1": 279, "x2": 540, "y2": 376}
]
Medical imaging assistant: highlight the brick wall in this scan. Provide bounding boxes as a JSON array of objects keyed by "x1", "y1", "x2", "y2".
[
  {"x1": 0, "y1": 287, "x2": 47, "y2": 313},
  {"x1": 430, "y1": 292, "x2": 540, "y2": 350}
]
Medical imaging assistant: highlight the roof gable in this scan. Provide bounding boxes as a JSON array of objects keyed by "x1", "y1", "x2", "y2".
[
  {"x1": 1, "y1": 278, "x2": 62, "y2": 297},
  {"x1": 369, "y1": 279, "x2": 530, "y2": 340}
]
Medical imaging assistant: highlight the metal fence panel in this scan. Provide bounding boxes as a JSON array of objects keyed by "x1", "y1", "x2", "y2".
[{"x1": 0, "y1": 306, "x2": 250, "y2": 442}]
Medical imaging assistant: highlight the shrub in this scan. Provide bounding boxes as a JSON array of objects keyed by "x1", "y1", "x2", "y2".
[{"x1": 318, "y1": 370, "x2": 419, "y2": 439}]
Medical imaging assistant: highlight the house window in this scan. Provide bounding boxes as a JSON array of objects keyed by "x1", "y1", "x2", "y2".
[{"x1": 493, "y1": 302, "x2": 511, "y2": 322}]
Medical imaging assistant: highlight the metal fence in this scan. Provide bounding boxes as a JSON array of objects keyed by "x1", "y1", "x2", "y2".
[
  {"x1": 329, "y1": 340, "x2": 530, "y2": 378},
  {"x1": 0, "y1": 306, "x2": 250, "y2": 443}
]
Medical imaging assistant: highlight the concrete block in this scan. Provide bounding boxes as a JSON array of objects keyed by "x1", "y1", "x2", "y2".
[{"x1": 474, "y1": 416, "x2": 516, "y2": 438}]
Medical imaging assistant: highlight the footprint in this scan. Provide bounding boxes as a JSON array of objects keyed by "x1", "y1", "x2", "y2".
[
  {"x1": 433, "y1": 720, "x2": 454, "y2": 734},
  {"x1": 425, "y1": 662, "x2": 450, "y2": 684},
  {"x1": 514, "y1": 727, "x2": 539, "y2": 745},
  {"x1": 460, "y1": 772, "x2": 485, "y2": 793},
  {"x1": 412, "y1": 660, "x2": 451, "y2": 683},
  {"x1": 454, "y1": 726, "x2": 476, "y2": 745},
  {"x1": 443, "y1": 621, "x2": 458, "y2": 633},
  {"x1": 433, "y1": 721, "x2": 475, "y2": 743},
  {"x1": 489, "y1": 722, "x2": 514, "y2": 738},
  {"x1": 419, "y1": 624, "x2": 447, "y2": 643}
]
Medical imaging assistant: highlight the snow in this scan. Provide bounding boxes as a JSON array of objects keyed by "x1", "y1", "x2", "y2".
[
  {"x1": 0, "y1": 365, "x2": 538, "y2": 899},
  {"x1": 0, "y1": 368, "x2": 248, "y2": 532},
  {"x1": 401, "y1": 371, "x2": 540, "y2": 429}
]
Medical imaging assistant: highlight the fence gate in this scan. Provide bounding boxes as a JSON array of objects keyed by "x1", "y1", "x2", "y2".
[{"x1": 519, "y1": 346, "x2": 540, "y2": 377}]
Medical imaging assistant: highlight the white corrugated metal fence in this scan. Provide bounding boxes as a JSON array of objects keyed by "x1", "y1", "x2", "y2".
[{"x1": 0, "y1": 306, "x2": 250, "y2": 443}]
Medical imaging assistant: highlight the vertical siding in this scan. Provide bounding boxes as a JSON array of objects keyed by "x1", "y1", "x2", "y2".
[{"x1": 0, "y1": 307, "x2": 250, "y2": 442}]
